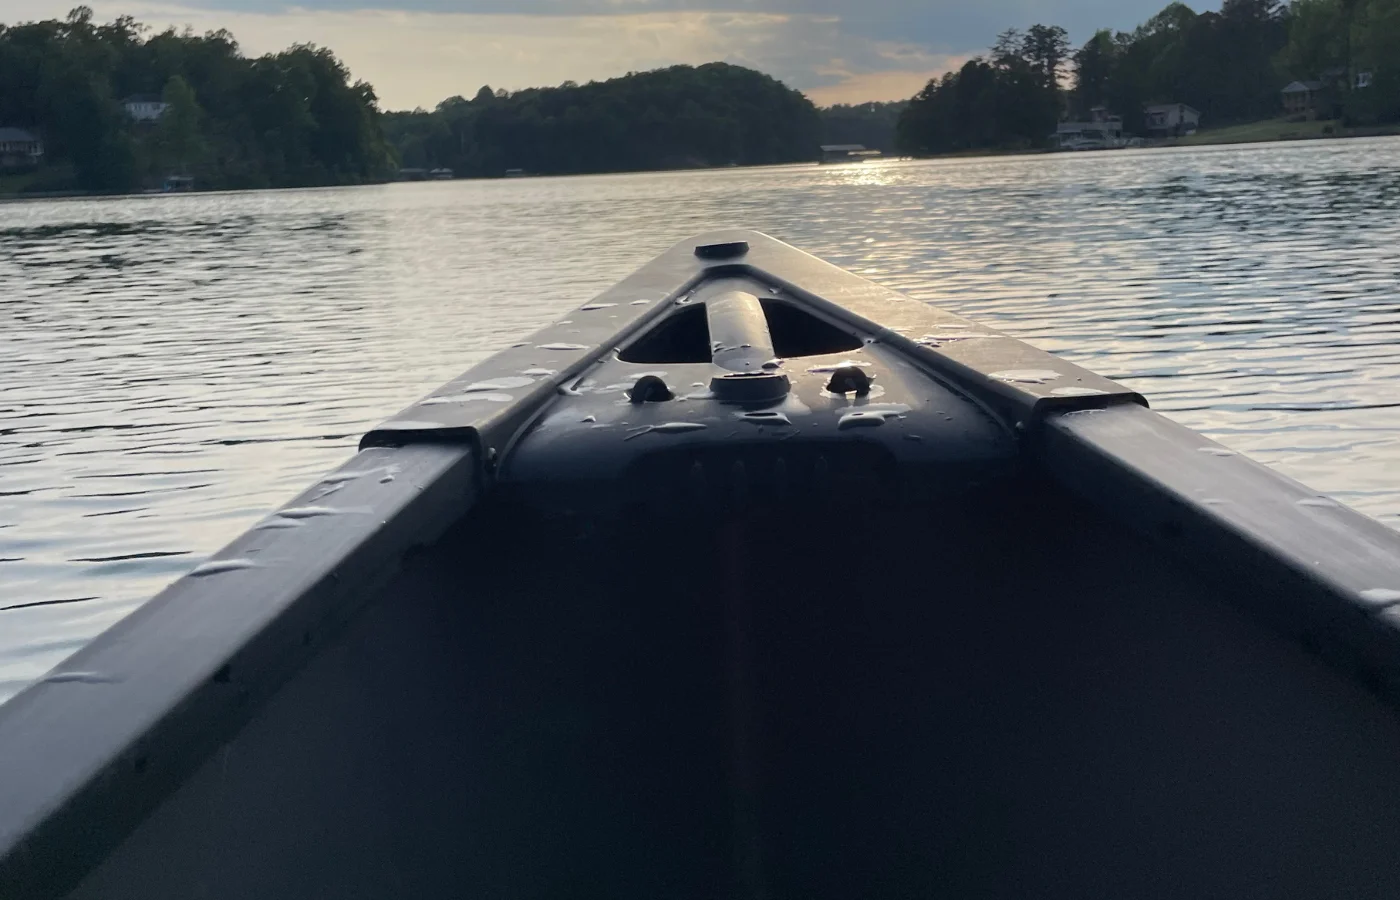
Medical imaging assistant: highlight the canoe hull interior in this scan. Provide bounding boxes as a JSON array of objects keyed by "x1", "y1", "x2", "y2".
[
  {"x1": 4, "y1": 230, "x2": 1400, "y2": 899},
  {"x1": 70, "y1": 476, "x2": 1400, "y2": 899}
]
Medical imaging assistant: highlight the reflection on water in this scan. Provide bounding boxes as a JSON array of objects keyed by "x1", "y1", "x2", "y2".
[{"x1": 3, "y1": 138, "x2": 1400, "y2": 701}]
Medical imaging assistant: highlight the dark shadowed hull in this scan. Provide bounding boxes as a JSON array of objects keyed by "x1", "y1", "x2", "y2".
[{"x1": 5, "y1": 232, "x2": 1400, "y2": 899}]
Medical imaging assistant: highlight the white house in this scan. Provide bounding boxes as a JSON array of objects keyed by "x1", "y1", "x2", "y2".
[
  {"x1": 1144, "y1": 103, "x2": 1201, "y2": 136},
  {"x1": 0, "y1": 127, "x2": 44, "y2": 168},
  {"x1": 123, "y1": 94, "x2": 169, "y2": 123},
  {"x1": 1053, "y1": 107, "x2": 1125, "y2": 150}
]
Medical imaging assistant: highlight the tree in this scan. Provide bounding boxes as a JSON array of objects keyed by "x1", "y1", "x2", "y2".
[
  {"x1": 0, "y1": 10, "x2": 393, "y2": 192},
  {"x1": 897, "y1": 51, "x2": 1061, "y2": 154},
  {"x1": 991, "y1": 29, "x2": 1024, "y2": 68},
  {"x1": 1279, "y1": 0, "x2": 1345, "y2": 83},
  {"x1": 149, "y1": 74, "x2": 204, "y2": 175},
  {"x1": 1073, "y1": 30, "x2": 1118, "y2": 116},
  {"x1": 1350, "y1": 0, "x2": 1400, "y2": 122},
  {"x1": 1023, "y1": 24, "x2": 1072, "y2": 90}
]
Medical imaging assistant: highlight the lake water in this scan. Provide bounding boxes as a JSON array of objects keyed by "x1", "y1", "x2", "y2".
[{"x1": 4, "y1": 138, "x2": 1400, "y2": 703}]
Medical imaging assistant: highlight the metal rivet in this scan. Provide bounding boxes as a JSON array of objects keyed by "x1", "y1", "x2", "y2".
[
  {"x1": 826, "y1": 366, "x2": 873, "y2": 396},
  {"x1": 629, "y1": 374, "x2": 674, "y2": 403}
]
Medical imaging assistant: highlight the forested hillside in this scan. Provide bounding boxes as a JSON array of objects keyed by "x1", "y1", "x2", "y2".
[
  {"x1": 7, "y1": 1, "x2": 1397, "y2": 194},
  {"x1": 382, "y1": 64, "x2": 821, "y2": 177},
  {"x1": 0, "y1": 7, "x2": 393, "y2": 192}
]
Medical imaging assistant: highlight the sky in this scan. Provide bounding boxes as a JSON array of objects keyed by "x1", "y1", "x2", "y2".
[{"x1": 6, "y1": 0, "x2": 1212, "y2": 110}]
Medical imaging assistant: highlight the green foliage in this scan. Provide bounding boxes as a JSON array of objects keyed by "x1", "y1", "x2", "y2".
[
  {"x1": 0, "y1": 10, "x2": 394, "y2": 192},
  {"x1": 1346, "y1": 0, "x2": 1400, "y2": 122},
  {"x1": 1072, "y1": 30, "x2": 1117, "y2": 116},
  {"x1": 1273, "y1": 0, "x2": 1400, "y2": 124},
  {"x1": 896, "y1": 28, "x2": 1065, "y2": 155},
  {"x1": 1280, "y1": 0, "x2": 1347, "y2": 77},
  {"x1": 148, "y1": 74, "x2": 204, "y2": 177},
  {"x1": 380, "y1": 64, "x2": 821, "y2": 177},
  {"x1": 819, "y1": 101, "x2": 907, "y2": 153},
  {"x1": 897, "y1": 0, "x2": 1400, "y2": 155}
]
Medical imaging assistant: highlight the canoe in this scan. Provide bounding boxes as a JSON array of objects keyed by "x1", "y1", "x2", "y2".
[{"x1": 5, "y1": 231, "x2": 1400, "y2": 899}]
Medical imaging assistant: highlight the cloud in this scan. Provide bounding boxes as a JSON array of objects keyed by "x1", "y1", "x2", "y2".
[{"x1": 6, "y1": 0, "x2": 1212, "y2": 109}]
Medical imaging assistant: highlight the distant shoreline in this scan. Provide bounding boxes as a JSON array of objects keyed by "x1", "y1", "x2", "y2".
[
  {"x1": 910, "y1": 120, "x2": 1400, "y2": 163},
  {"x1": 6, "y1": 125, "x2": 1400, "y2": 203}
]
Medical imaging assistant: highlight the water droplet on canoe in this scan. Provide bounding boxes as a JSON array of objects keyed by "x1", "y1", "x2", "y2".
[
  {"x1": 521, "y1": 368, "x2": 557, "y2": 377},
  {"x1": 807, "y1": 360, "x2": 872, "y2": 374},
  {"x1": 421, "y1": 392, "x2": 513, "y2": 405},
  {"x1": 1051, "y1": 386, "x2": 1108, "y2": 397},
  {"x1": 630, "y1": 299, "x2": 650, "y2": 306},
  {"x1": 1198, "y1": 447, "x2": 1236, "y2": 457},
  {"x1": 462, "y1": 376, "x2": 534, "y2": 391},
  {"x1": 44, "y1": 671, "x2": 117, "y2": 685},
  {"x1": 989, "y1": 369, "x2": 1061, "y2": 384},
  {"x1": 278, "y1": 506, "x2": 343, "y2": 519},
  {"x1": 738, "y1": 411, "x2": 792, "y2": 426},
  {"x1": 582, "y1": 415, "x2": 597, "y2": 423},
  {"x1": 511, "y1": 342, "x2": 529, "y2": 348},
  {"x1": 321, "y1": 471, "x2": 366, "y2": 484},
  {"x1": 838, "y1": 410, "x2": 903, "y2": 430},
  {"x1": 917, "y1": 334, "x2": 981, "y2": 346},
  {"x1": 624, "y1": 422, "x2": 708, "y2": 441},
  {"x1": 1360, "y1": 588, "x2": 1400, "y2": 606},
  {"x1": 378, "y1": 475, "x2": 395, "y2": 484},
  {"x1": 539, "y1": 343, "x2": 588, "y2": 351},
  {"x1": 652, "y1": 421, "x2": 706, "y2": 434},
  {"x1": 254, "y1": 517, "x2": 304, "y2": 530},
  {"x1": 905, "y1": 434, "x2": 923, "y2": 442},
  {"x1": 190, "y1": 559, "x2": 258, "y2": 577},
  {"x1": 580, "y1": 303, "x2": 617, "y2": 311},
  {"x1": 1298, "y1": 497, "x2": 1338, "y2": 508},
  {"x1": 310, "y1": 480, "x2": 346, "y2": 498}
]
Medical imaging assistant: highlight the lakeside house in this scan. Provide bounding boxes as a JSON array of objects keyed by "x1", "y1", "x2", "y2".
[
  {"x1": 122, "y1": 94, "x2": 169, "y2": 123},
  {"x1": 1282, "y1": 67, "x2": 1374, "y2": 119},
  {"x1": 0, "y1": 127, "x2": 44, "y2": 168},
  {"x1": 396, "y1": 167, "x2": 455, "y2": 181},
  {"x1": 1282, "y1": 80, "x2": 1327, "y2": 117},
  {"x1": 1054, "y1": 107, "x2": 1126, "y2": 150},
  {"x1": 1144, "y1": 103, "x2": 1201, "y2": 137},
  {"x1": 820, "y1": 144, "x2": 882, "y2": 163}
]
